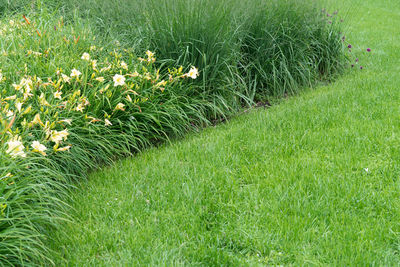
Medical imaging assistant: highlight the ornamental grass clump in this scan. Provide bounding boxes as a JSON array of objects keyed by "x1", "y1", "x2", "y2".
[
  {"x1": 51, "y1": 0, "x2": 346, "y2": 101},
  {"x1": 238, "y1": 0, "x2": 346, "y2": 98}
]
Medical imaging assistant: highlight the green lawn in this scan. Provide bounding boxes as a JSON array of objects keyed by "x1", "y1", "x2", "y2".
[{"x1": 50, "y1": 0, "x2": 400, "y2": 265}]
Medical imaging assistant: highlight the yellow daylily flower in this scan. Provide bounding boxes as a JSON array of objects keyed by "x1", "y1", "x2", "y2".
[
  {"x1": 31, "y1": 141, "x2": 47, "y2": 156},
  {"x1": 81, "y1": 52, "x2": 90, "y2": 61},
  {"x1": 186, "y1": 66, "x2": 199, "y2": 79},
  {"x1": 6, "y1": 136, "x2": 26, "y2": 158},
  {"x1": 113, "y1": 74, "x2": 126, "y2": 87},
  {"x1": 54, "y1": 90, "x2": 62, "y2": 100},
  {"x1": 32, "y1": 113, "x2": 44, "y2": 126},
  {"x1": 50, "y1": 129, "x2": 69, "y2": 144},
  {"x1": 70, "y1": 69, "x2": 82, "y2": 78}
]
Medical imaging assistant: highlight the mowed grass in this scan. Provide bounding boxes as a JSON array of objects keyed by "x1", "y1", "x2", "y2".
[{"x1": 50, "y1": 0, "x2": 400, "y2": 265}]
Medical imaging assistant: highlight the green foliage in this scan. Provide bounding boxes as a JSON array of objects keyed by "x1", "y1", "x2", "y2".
[
  {"x1": 49, "y1": 0, "x2": 400, "y2": 264},
  {"x1": 239, "y1": 0, "x2": 345, "y2": 97},
  {"x1": 52, "y1": 0, "x2": 345, "y2": 99},
  {"x1": 0, "y1": 0, "x2": 347, "y2": 265},
  {"x1": 0, "y1": 11, "x2": 217, "y2": 265}
]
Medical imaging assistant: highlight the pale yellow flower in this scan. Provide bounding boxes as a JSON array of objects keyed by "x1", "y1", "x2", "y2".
[
  {"x1": 15, "y1": 101, "x2": 23, "y2": 112},
  {"x1": 126, "y1": 95, "x2": 132, "y2": 102},
  {"x1": 32, "y1": 113, "x2": 44, "y2": 126},
  {"x1": 146, "y1": 50, "x2": 155, "y2": 58},
  {"x1": 156, "y1": 80, "x2": 167, "y2": 87},
  {"x1": 113, "y1": 74, "x2": 126, "y2": 87},
  {"x1": 54, "y1": 90, "x2": 62, "y2": 100},
  {"x1": 6, "y1": 136, "x2": 26, "y2": 158},
  {"x1": 115, "y1": 103, "x2": 125, "y2": 111},
  {"x1": 21, "y1": 78, "x2": 33, "y2": 91},
  {"x1": 31, "y1": 141, "x2": 47, "y2": 156},
  {"x1": 76, "y1": 104, "x2": 85, "y2": 112},
  {"x1": 81, "y1": 52, "x2": 90, "y2": 61},
  {"x1": 50, "y1": 129, "x2": 69, "y2": 144},
  {"x1": 90, "y1": 45, "x2": 97, "y2": 51},
  {"x1": 104, "y1": 119, "x2": 112, "y2": 126},
  {"x1": 70, "y1": 69, "x2": 82, "y2": 78},
  {"x1": 39, "y1": 93, "x2": 50, "y2": 106},
  {"x1": 95, "y1": 76, "x2": 105, "y2": 83},
  {"x1": 187, "y1": 66, "x2": 199, "y2": 79}
]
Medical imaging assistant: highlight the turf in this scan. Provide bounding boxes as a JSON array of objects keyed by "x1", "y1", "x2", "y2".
[{"x1": 49, "y1": 0, "x2": 400, "y2": 265}]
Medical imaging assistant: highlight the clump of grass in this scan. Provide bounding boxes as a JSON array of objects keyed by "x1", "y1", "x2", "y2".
[
  {"x1": 238, "y1": 0, "x2": 345, "y2": 99},
  {"x1": 53, "y1": 0, "x2": 346, "y2": 100}
]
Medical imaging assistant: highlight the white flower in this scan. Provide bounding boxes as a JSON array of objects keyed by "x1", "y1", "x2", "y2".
[
  {"x1": 31, "y1": 141, "x2": 47, "y2": 156},
  {"x1": 70, "y1": 69, "x2": 82, "y2": 78},
  {"x1": 113, "y1": 74, "x2": 126, "y2": 87},
  {"x1": 364, "y1": 168, "x2": 369, "y2": 173},
  {"x1": 0, "y1": 72, "x2": 3, "y2": 82},
  {"x1": 81, "y1": 52, "x2": 90, "y2": 61},
  {"x1": 54, "y1": 90, "x2": 62, "y2": 100},
  {"x1": 187, "y1": 66, "x2": 199, "y2": 79},
  {"x1": 6, "y1": 136, "x2": 26, "y2": 158}
]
